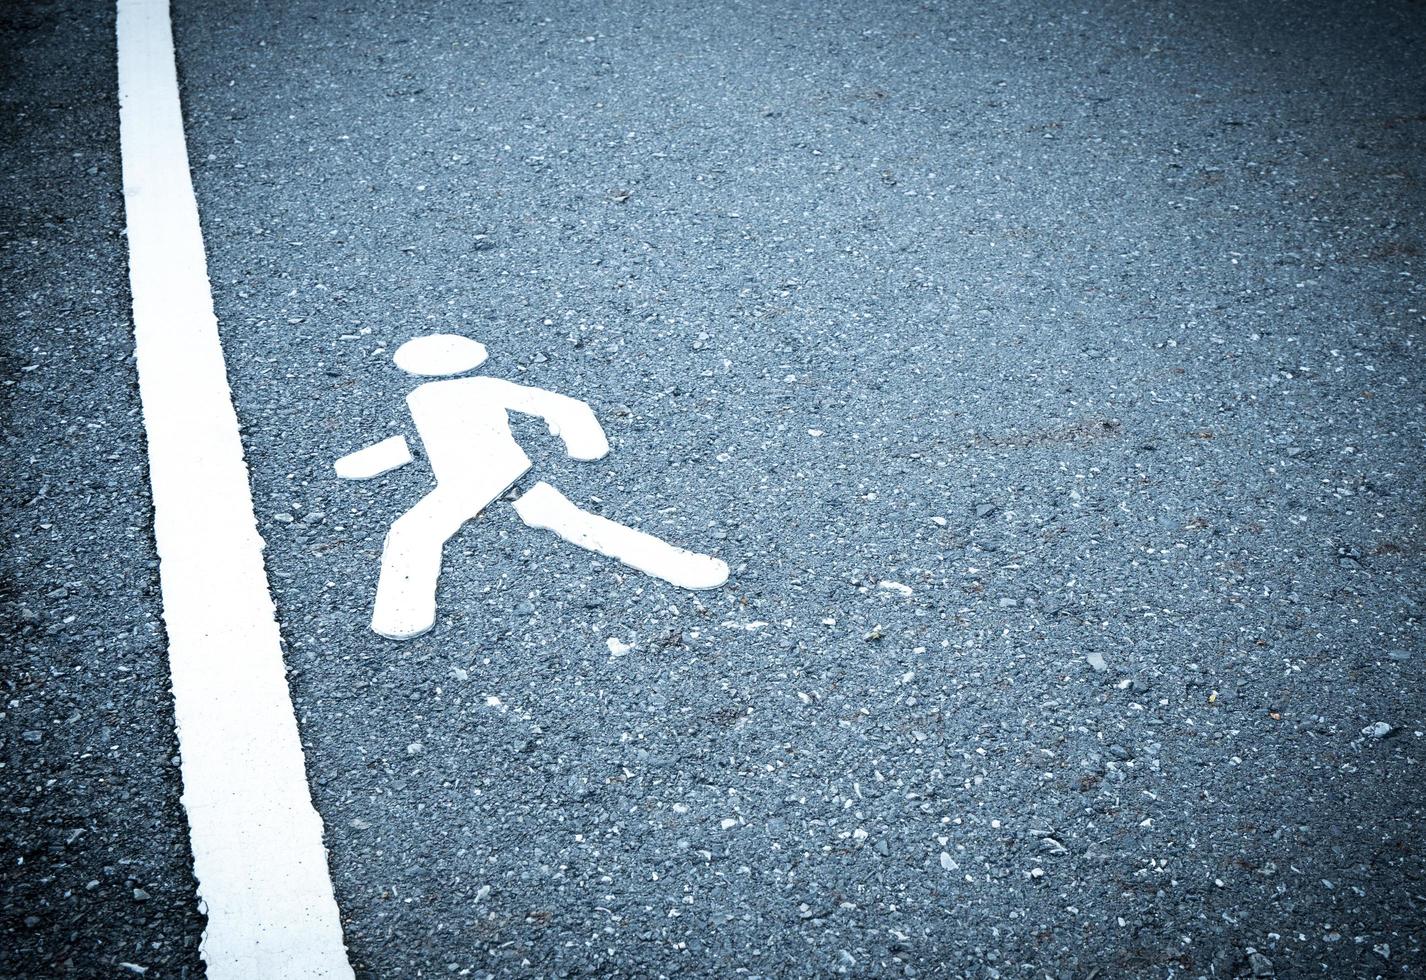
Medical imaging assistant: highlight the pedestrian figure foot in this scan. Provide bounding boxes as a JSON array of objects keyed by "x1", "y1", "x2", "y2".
[
  {"x1": 513, "y1": 482, "x2": 730, "y2": 590},
  {"x1": 371, "y1": 604, "x2": 437, "y2": 641}
]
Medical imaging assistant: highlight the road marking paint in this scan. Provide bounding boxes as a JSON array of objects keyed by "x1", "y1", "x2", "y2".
[
  {"x1": 115, "y1": 1, "x2": 352, "y2": 976},
  {"x1": 392, "y1": 333, "x2": 488, "y2": 375},
  {"x1": 334, "y1": 434, "x2": 411, "y2": 480},
  {"x1": 338, "y1": 334, "x2": 728, "y2": 639},
  {"x1": 513, "y1": 482, "x2": 730, "y2": 591}
]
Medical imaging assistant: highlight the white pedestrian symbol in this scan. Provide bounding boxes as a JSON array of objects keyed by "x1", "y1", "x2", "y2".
[{"x1": 334, "y1": 334, "x2": 730, "y2": 639}]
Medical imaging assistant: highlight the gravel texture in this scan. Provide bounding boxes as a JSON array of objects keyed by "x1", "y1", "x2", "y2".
[
  {"x1": 6, "y1": 0, "x2": 1426, "y2": 978},
  {"x1": 170, "y1": 0, "x2": 1426, "y2": 975},
  {"x1": 1, "y1": 1, "x2": 206, "y2": 976}
]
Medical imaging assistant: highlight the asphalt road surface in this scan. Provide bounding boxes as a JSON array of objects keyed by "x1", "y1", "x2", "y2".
[{"x1": 4, "y1": 0, "x2": 1425, "y2": 977}]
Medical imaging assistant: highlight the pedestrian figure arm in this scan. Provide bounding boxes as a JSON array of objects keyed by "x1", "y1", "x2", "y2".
[
  {"x1": 335, "y1": 434, "x2": 413, "y2": 480},
  {"x1": 490, "y1": 379, "x2": 610, "y2": 461}
]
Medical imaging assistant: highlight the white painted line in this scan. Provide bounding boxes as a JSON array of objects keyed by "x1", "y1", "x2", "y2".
[{"x1": 115, "y1": 1, "x2": 353, "y2": 977}]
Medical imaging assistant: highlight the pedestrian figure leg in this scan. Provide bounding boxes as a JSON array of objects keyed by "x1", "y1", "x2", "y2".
[
  {"x1": 512, "y1": 481, "x2": 728, "y2": 590},
  {"x1": 372, "y1": 491, "x2": 476, "y2": 639}
]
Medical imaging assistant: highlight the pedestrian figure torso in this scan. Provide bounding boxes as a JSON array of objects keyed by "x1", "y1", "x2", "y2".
[
  {"x1": 408, "y1": 377, "x2": 563, "y2": 487},
  {"x1": 408, "y1": 378, "x2": 528, "y2": 487}
]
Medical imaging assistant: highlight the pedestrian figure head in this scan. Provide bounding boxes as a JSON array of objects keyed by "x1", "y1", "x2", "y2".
[{"x1": 393, "y1": 333, "x2": 488, "y2": 377}]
